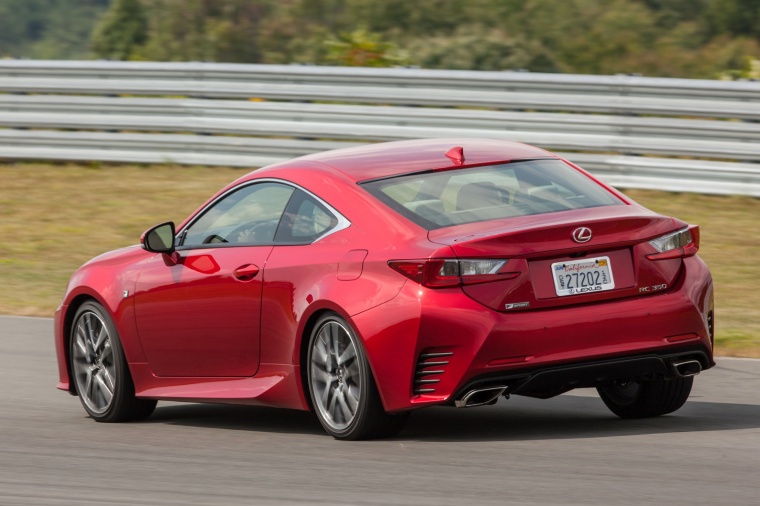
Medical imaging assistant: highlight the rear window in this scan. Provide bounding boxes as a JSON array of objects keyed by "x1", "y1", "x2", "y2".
[{"x1": 360, "y1": 159, "x2": 623, "y2": 230}]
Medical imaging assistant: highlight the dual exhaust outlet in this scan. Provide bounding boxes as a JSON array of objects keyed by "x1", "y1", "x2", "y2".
[{"x1": 454, "y1": 359, "x2": 702, "y2": 408}]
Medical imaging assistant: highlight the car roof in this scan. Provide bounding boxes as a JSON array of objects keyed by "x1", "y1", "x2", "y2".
[{"x1": 254, "y1": 138, "x2": 557, "y2": 183}]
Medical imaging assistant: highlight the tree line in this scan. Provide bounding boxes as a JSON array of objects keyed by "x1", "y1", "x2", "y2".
[{"x1": 2, "y1": 0, "x2": 760, "y2": 78}]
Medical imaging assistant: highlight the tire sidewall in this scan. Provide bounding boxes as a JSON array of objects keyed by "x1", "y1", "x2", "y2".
[{"x1": 598, "y1": 375, "x2": 693, "y2": 418}]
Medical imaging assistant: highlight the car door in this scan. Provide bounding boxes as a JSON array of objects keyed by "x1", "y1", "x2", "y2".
[{"x1": 133, "y1": 181, "x2": 295, "y2": 377}]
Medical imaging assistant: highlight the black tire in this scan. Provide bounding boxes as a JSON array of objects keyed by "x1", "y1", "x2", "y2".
[
  {"x1": 597, "y1": 376, "x2": 693, "y2": 419},
  {"x1": 306, "y1": 313, "x2": 408, "y2": 440},
  {"x1": 69, "y1": 301, "x2": 157, "y2": 422}
]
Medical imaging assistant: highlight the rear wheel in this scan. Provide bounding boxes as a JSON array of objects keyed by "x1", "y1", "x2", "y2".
[
  {"x1": 70, "y1": 302, "x2": 157, "y2": 422},
  {"x1": 597, "y1": 376, "x2": 693, "y2": 419},
  {"x1": 307, "y1": 313, "x2": 408, "y2": 440}
]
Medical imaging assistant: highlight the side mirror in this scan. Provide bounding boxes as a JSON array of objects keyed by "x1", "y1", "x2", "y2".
[{"x1": 141, "y1": 222, "x2": 176, "y2": 254}]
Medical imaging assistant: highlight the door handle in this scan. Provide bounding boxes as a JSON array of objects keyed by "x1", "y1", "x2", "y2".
[{"x1": 233, "y1": 264, "x2": 259, "y2": 281}]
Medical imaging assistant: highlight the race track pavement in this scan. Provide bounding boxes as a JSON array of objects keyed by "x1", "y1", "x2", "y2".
[{"x1": 1, "y1": 315, "x2": 758, "y2": 506}]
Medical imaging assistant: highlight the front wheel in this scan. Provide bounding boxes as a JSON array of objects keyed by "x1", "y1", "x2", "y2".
[
  {"x1": 597, "y1": 375, "x2": 693, "y2": 419},
  {"x1": 306, "y1": 314, "x2": 408, "y2": 440},
  {"x1": 70, "y1": 301, "x2": 157, "y2": 422}
]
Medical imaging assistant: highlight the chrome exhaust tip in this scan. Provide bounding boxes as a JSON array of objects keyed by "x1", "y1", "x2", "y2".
[
  {"x1": 454, "y1": 386, "x2": 508, "y2": 408},
  {"x1": 671, "y1": 359, "x2": 702, "y2": 378}
]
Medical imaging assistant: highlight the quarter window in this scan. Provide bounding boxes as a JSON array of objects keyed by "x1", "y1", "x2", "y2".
[{"x1": 275, "y1": 190, "x2": 340, "y2": 243}]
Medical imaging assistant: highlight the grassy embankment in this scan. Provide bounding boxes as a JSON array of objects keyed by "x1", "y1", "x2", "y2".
[{"x1": 1, "y1": 163, "x2": 758, "y2": 356}]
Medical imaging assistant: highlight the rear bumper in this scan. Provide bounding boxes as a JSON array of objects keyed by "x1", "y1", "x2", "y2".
[
  {"x1": 452, "y1": 347, "x2": 711, "y2": 403},
  {"x1": 357, "y1": 255, "x2": 714, "y2": 412}
]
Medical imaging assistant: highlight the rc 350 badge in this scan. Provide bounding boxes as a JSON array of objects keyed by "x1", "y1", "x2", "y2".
[{"x1": 639, "y1": 284, "x2": 668, "y2": 293}]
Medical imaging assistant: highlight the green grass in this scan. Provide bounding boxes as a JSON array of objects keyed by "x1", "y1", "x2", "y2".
[
  {"x1": 1, "y1": 163, "x2": 758, "y2": 357},
  {"x1": 0, "y1": 163, "x2": 249, "y2": 315}
]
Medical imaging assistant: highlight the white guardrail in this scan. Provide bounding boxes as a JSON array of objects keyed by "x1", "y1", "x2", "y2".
[{"x1": 0, "y1": 60, "x2": 759, "y2": 196}]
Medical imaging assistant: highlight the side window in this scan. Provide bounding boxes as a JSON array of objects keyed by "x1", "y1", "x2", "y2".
[
  {"x1": 182, "y1": 182, "x2": 294, "y2": 247},
  {"x1": 275, "y1": 190, "x2": 339, "y2": 243}
]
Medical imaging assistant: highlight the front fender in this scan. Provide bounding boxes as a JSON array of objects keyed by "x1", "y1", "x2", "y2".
[{"x1": 55, "y1": 246, "x2": 152, "y2": 392}]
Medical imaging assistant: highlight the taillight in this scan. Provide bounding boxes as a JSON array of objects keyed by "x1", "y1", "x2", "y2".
[
  {"x1": 647, "y1": 225, "x2": 699, "y2": 260},
  {"x1": 388, "y1": 259, "x2": 509, "y2": 287}
]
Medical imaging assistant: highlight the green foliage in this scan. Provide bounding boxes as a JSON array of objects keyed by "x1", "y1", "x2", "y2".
[
  {"x1": 4, "y1": 0, "x2": 760, "y2": 78},
  {"x1": 0, "y1": 0, "x2": 110, "y2": 59},
  {"x1": 406, "y1": 27, "x2": 547, "y2": 71},
  {"x1": 324, "y1": 27, "x2": 409, "y2": 67},
  {"x1": 347, "y1": 0, "x2": 483, "y2": 35},
  {"x1": 91, "y1": 0, "x2": 147, "y2": 60},
  {"x1": 707, "y1": 0, "x2": 760, "y2": 39},
  {"x1": 128, "y1": 0, "x2": 273, "y2": 62},
  {"x1": 718, "y1": 56, "x2": 760, "y2": 80}
]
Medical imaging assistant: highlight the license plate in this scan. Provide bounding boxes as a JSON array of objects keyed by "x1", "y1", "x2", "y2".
[{"x1": 551, "y1": 256, "x2": 615, "y2": 297}]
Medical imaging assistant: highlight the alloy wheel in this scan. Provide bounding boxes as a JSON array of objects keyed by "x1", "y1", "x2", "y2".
[
  {"x1": 71, "y1": 310, "x2": 117, "y2": 415},
  {"x1": 309, "y1": 320, "x2": 362, "y2": 431}
]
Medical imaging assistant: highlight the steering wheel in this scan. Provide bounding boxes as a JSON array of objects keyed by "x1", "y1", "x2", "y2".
[{"x1": 202, "y1": 234, "x2": 228, "y2": 244}]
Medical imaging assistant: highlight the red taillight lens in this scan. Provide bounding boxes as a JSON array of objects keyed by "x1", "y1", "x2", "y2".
[
  {"x1": 388, "y1": 259, "x2": 508, "y2": 287},
  {"x1": 646, "y1": 225, "x2": 699, "y2": 260},
  {"x1": 387, "y1": 261, "x2": 426, "y2": 284}
]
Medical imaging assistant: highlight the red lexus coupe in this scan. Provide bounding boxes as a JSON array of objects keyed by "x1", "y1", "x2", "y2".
[{"x1": 54, "y1": 138, "x2": 714, "y2": 440}]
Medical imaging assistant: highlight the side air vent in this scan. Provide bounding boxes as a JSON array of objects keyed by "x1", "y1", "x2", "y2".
[
  {"x1": 414, "y1": 350, "x2": 454, "y2": 395},
  {"x1": 707, "y1": 310, "x2": 714, "y2": 345}
]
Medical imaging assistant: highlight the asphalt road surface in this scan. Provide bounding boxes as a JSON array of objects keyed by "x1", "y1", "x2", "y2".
[{"x1": 1, "y1": 315, "x2": 759, "y2": 506}]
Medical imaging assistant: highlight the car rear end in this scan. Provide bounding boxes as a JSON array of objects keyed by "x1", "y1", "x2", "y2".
[{"x1": 359, "y1": 157, "x2": 714, "y2": 412}]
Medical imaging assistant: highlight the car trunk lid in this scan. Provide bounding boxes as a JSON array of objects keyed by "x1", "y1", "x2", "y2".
[{"x1": 428, "y1": 204, "x2": 683, "y2": 311}]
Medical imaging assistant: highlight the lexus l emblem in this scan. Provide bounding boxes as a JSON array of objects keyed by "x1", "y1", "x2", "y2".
[{"x1": 572, "y1": 227, "x2": 592, "y2": 243}]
